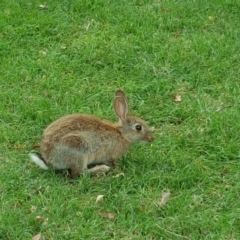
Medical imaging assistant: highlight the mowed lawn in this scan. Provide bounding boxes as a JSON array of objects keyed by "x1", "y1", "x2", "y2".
[{"x1": 1, "y1": 0, "x2": 240, "y2": 239}]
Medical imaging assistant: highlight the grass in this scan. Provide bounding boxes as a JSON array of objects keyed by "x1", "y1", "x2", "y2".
[{"x1": 1, "y1": 0, "x2": 240, "y2": 239}]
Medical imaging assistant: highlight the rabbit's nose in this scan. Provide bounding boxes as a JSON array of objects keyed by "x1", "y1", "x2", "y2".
[
  {"x1": 144, "y1": 132, "x2": 154, "y2": 142},
  {"x1": 149, "y1": 133, "x2": 154, "y2": 142}
]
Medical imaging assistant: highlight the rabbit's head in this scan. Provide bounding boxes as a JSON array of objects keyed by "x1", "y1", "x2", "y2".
[{"x1": 114, "y1": 90, "x2": 154, "y2": 144}]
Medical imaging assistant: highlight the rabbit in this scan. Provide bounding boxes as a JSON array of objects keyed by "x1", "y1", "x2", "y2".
[{"x1": 29, "y1": 90, "x2": 153, "y2": 178}]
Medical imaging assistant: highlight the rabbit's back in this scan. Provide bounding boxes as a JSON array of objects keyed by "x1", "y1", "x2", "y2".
[{"x1": 40, "y1": 114, "x2": 130, "y2": 164}]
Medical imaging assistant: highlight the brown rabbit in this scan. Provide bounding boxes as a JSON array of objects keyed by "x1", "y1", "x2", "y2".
[{"x1": 29, "y1": 90, "x2": 153, "y2": 178}]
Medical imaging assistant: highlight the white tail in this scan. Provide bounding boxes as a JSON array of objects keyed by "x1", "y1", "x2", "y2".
[{"x1": 29, "y1": 153, "x2": 49, "y2": 170}]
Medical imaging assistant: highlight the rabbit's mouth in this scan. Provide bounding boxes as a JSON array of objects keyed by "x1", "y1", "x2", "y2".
[{"x1": 142, "y1": 132, "x2": 154, "y2": 142}]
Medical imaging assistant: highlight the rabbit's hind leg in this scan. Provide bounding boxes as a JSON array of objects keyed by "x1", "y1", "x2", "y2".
[{"x1": 50, "y1": 145, "x2": 86, "y2": 178}]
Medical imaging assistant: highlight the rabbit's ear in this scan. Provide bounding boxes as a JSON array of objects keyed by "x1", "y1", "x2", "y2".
[
  {"x1": 114, "y1": 91, "x2": 129, "y2": 121},
  {"x1": 115, "y1": 90, "x2": 127, "y2": 101}
]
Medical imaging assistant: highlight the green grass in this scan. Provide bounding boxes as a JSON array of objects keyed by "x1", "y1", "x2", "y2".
[{"x1": 1, "y1": 0, "x2": 240, "y2": 239}]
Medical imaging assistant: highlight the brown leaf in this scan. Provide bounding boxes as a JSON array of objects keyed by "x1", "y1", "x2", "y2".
[
  {"x1": 36, "y1": 216, "x2": 48, "y2": 225},
  {"x1": 32, "y1": 233, "x2": 41, "y2": 240},
  {"x1": 99, "y1": 212, "x2": 116, "y2": 220},
  {"x1": 159, "y1": 192, "x2": 171, "y2": 207},
  {"x1": 39, "y1": 50, "x2": 47, "y2": 56},
  {"x1": 112, "y1": 173, "x2": 125, "y2": 178},
  {"x1": 174, "y1": 94, "x2": 182, "y2": 102},
  {"x1": 39, "y1": 4, "x2": 48, "y2": 9},
  {"x1": 42, "y1": 91, "x2": 49, "y2": 97},
  {"x1": 96, "y1": 195, "x2": 104, "y2": 203},
  {"x1": 30, "y1": 205, "x2": 37, "y2": 213}
]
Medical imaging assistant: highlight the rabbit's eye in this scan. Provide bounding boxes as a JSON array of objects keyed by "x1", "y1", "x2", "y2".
[{"x1": 135, "y1": 124, "x2": 142, "y2": 131}]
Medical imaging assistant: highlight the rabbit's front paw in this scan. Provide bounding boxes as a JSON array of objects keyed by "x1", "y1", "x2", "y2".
[{"x1": 87, "y1": 165, "x2": 110, "y2": 175}]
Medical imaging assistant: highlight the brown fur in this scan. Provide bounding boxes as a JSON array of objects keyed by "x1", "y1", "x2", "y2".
[
  {"x1": 32, "y1": 90, "x2": 154, "y2": 178},
  {"x1": 40, "y1": 114, "x2": 131, "y2": 166}
]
